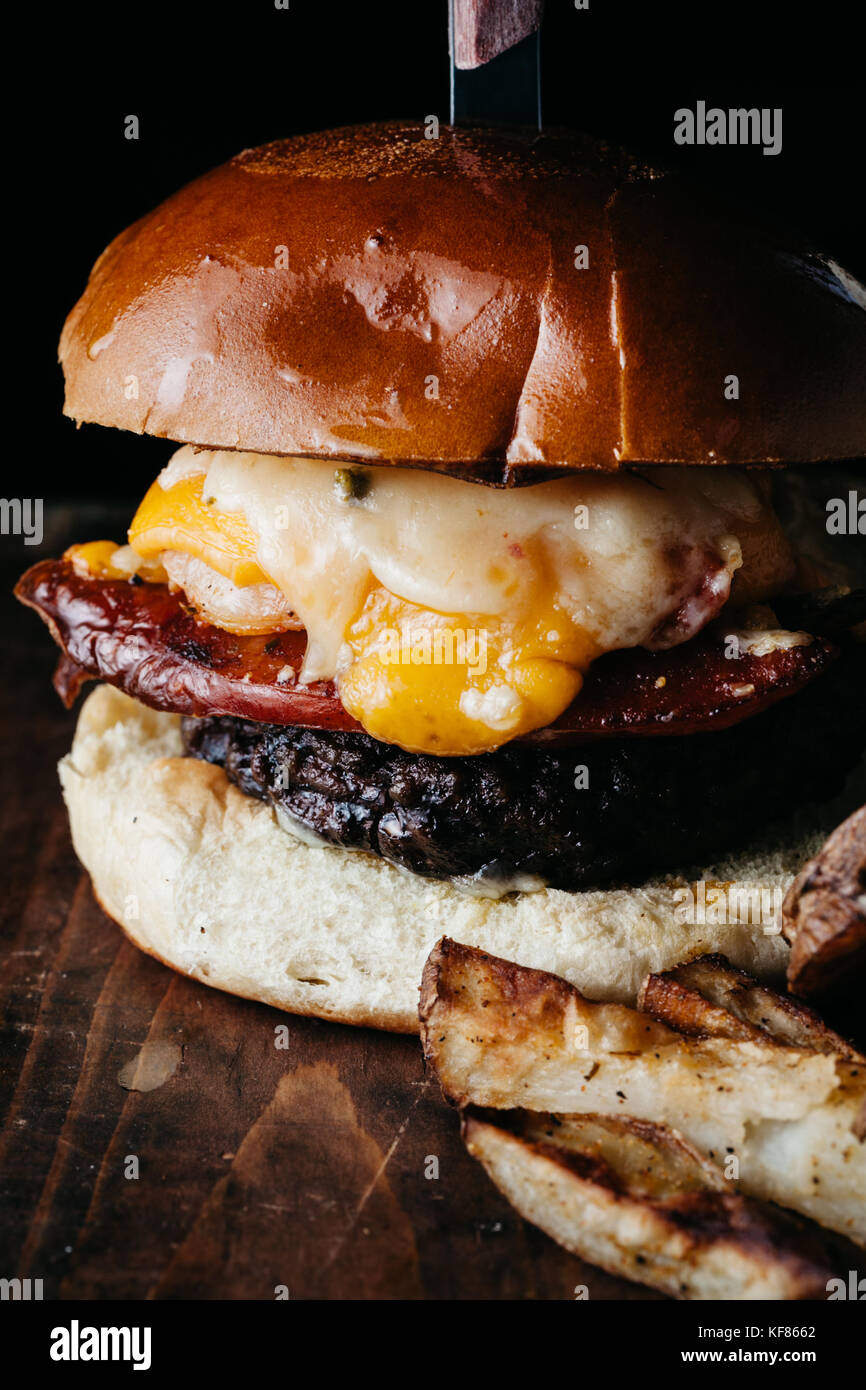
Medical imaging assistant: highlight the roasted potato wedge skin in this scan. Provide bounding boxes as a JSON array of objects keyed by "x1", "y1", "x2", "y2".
[
  {"x1": 783, "y1": 807, "x2": 866, "y2": 997},
  {"x1": 420, "y1": 939, "x2": 866, "y2": 1244},
  {"x1": 463, "y1": 1108, "x2": 843, "y2": 1301},
  {"x1": 420, "y1": 935, "x2": 676, "y2": 1110},
  {"x1": 637, "y1": 952, "x2": 863, "y2": 1060}
]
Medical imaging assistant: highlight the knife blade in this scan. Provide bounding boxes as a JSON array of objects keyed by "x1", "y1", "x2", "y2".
[{"x1": 449, "y1": 0, "x2": 543, "y2": 129}]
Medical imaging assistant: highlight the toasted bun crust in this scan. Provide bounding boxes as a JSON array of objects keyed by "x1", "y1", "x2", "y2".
[
  {"x1": 60, "y1": 123, "x2": 866, "y2": 476},
  {"x1": 59, "y1": 684, "x2": 860, "y2": 1032}
]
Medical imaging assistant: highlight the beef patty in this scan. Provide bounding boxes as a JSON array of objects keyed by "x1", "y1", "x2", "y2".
[{"x1": 181, "y1": 655, "x2": 865, "y2": 891}]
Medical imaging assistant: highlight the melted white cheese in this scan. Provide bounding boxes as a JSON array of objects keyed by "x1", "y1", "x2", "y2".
[{"x1": 158, "y1": 446, "x2": 791, "y2": 685}]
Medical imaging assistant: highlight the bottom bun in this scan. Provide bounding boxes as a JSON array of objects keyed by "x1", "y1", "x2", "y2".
[{"x1": 58, "y1": 685, "x2": 854, "y2": 1033}]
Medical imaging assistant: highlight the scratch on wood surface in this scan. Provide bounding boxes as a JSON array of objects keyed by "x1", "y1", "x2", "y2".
[
  {"x1": 150, "y1": 1062, "x2": 424, "y2": 1299},
  {"x1": 315, "y1": 1076, "x2": 434, "y2": 1282},
  {"x1": 12, "y1": 939, "x2": 174, "y2": 1280}
]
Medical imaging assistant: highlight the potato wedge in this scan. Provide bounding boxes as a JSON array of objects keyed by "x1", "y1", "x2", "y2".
[
  {"x1": 463, "y1": 1109, "x2": 842, "y2": 1300},
  {"x1": 420, "y1": 938, "x2": 866, "y2": 1244},
  {"x1": 637, "y1": 952, "x2": 863, "y2": 1059},
  {"x1": 782, "y1": 806, "x2": 866, "y2": 997}
]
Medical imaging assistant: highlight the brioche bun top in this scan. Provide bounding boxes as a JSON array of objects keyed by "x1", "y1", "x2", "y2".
[{"x1": 60, "y1": 122, "x2": 866, "y2": 479}]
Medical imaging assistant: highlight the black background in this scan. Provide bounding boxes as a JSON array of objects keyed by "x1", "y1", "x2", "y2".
[
  {"x1": 22, "y1": 0, "x2": 866, "y2": 501},
  {"x1": 2, "y1": 4, "x2": 865, "y2": 1327}
]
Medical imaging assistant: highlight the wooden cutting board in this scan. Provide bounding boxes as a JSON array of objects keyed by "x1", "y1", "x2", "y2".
[
  {"x1": 0, "y1": 515, "x2": 656, "y2": 1300},
  {"x1": 4, "y1": 512, "x2": 861, "y2": 1301}
]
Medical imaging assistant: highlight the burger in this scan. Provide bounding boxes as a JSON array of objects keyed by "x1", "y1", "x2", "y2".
[{"x1": 16, "y1": 123, "x2": 866, "y2": 1030}]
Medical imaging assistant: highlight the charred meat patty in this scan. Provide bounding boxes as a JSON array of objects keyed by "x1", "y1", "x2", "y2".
[{"x1": 181, "y1": 654, "x2": 865, "y2": 891}]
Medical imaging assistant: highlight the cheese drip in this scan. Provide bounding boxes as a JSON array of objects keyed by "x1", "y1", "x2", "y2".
[{"x1": 126, "y1": 446, "x2": 794, "y2": 755}]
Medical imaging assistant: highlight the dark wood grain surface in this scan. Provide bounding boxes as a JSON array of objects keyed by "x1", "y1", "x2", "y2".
[
  {"x1": 0, "y1": 509, "x2": 656, "y2": 1301},
  {"x1": 4, "y1": 507, "x2": 864, "y2": 1303}
]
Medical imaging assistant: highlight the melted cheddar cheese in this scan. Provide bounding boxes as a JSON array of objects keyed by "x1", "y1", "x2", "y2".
[
  {"x1": 129, "y1": 475, "x2": 267, "y2": 588},
  {"x1": 103, "y1": 446, "x2": 796, "y2": 755},
  {"x1": 338, "y1": 586, "x2": 596, "y2": 755}
]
